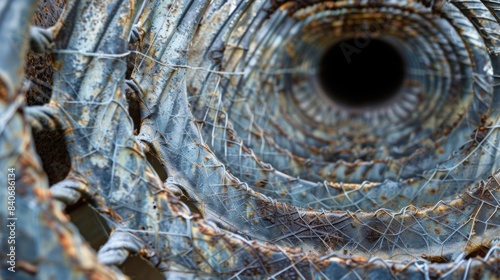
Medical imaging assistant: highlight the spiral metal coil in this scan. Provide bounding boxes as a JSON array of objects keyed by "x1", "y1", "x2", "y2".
[{"x1": 1, "y1": 0, "x2": 499, "y2": 279}]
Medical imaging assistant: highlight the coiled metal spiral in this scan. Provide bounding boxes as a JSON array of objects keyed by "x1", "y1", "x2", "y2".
[{"x1": 1, "y1": 0, "x2": 499, "y2": 279}]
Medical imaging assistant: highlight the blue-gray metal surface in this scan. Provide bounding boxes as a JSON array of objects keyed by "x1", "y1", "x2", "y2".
[{"x1": 0, "y1": 0, "x2": 499, "y2": 279}]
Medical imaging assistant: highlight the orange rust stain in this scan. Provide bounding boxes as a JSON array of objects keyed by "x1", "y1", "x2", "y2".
[
  {"x1": 98, "y1": 208, "x2": 122, "y2": 221},
  {"x1": 34, "y1": 187, "x2": 51, "y2": 202},
  {"x1": 279, "y1": 2, "x2": 298, "y2": 12},
  {"x1": 428, "y1": 188, "x2": 438, "y2": 195},
  {"x1": 20, "y1": 154, "x2": 40, "y2": 174},
  {"x1": 256, "y1": 180, "x2": 267, "y2": 188},
  {"x1": 198, "y1": 222, "x2": 216, "y2": 235},
  {"x1": 0, "y1": 80, "x2": 9, "y2": 101},
  {"x1": 351, "y1": 256, "x2": 367, "y2": 263},
  {"x1": 58, "y1": 231, "x2": 77, "y2": 259},
  {"x1": 436, "y1": 205, "x2": 448, "y2": 212},
  {"x1": 17, "y1": 260, "x2": 38, "y2": 275}
]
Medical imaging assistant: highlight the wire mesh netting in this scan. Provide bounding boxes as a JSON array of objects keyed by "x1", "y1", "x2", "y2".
[{"x1": 0, "y1": 0, "x2": 499, "y2": 279}]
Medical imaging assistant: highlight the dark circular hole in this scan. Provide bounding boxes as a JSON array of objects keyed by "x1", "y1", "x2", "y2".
[{"x1": 318, "y1": 38, "x2": 406, "y2": 108}]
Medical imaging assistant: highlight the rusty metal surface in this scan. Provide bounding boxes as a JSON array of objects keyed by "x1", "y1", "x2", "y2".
[
  {"x1": 0, "y1": 1, "x2": 126, "y2": 279},
  {"x1": 0, "y1": 0, "x2": 499, "y2": 279}
]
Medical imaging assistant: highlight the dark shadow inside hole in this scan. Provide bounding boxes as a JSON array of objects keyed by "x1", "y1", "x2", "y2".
[
  {"x1": 65, "y1": 201, "x2": 110, "y2": 250},
  {"x1": 33, "y1": 127, "x2": 71, "y2": 185},
  {"x1": 318, "y1": 38, "x2": 405, "y2": 107},
  {"x1": 144, "y1": 150, "x2": 203, "y2": 217},
  {"x1": 65, "y1": 202, "x2": 163, "y2": 280},
  {"x1": 145, "y1": 151, "x2": 169, "y2": 182},
  {"x1": 125, "y1": 84, "x2": 142, "y2": 135}
]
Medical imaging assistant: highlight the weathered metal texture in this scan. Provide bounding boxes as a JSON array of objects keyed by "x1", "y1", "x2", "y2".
[
  {"x1": 25, "y1": 0, "x2": 64, "y2": 106},
  {"x1": 0, "y1": 1, "x2": 126, "y2": 279},
  {"x1": 43, "y1": 0, "x2": 170, "y2": 266},
  {"x1": 185, "y1": 0, "x2": 500, "y2": 212},
  {"x1": 131, "y1": 0, "x2": 500, "y2": 277},
  {"x1": 1, "y1": 0, "x2": 499, "y2": 278}
]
